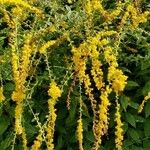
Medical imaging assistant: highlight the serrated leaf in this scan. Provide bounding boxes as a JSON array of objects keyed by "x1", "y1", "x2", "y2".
[
  {"x1": 125, "y1": 113, "x2": 136, "y2": 127},
  {"x1": 144, "y1": 118, "x2": 150, "y2": 137},
  {"x1": 145, "y1": 101, "x2": 150, "y2": 118}
]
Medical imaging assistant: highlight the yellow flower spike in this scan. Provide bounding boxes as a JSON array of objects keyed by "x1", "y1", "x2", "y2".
[
  {"x1": 46, "y1": 81, "x2": 62, "y2": 150},
  {"x1": 115, "y1": 98, "x2": 124, "y2": 150},
  {"x1": 0, "y1": 0, "x2": 42, "y2": 14},
  {"x1": 77, "y1": 118, "x2": 84, "y2": 150},
  {"x1": 31, "y1": 133, "x2": 43, "y2": 150},
  {"x1": 39, "y1": 41, "x2": 56, "y2": 54},
  {"x1": 14, "y1": 102, "x2": 23, "y2": 135},
  {"x1": 22, "y1": 128, "x2": 27, "y2": 150},
  {"x1": 93, "y1": 86, "x2": 112, "y2": 150},
  {"x1": 107, "y1": 60, "x2": 127, "y2": 94},
  {"x1": 84, "y1": 0, "x2": 92, "y2": 15},
  {"x1": 12, "y1": 90, "x2": 26, "y2": 102},
  {"x1": 0, "y1": 86, "x2": 5, "y2": 103},
  {"x1": 138, "y1": 92, "x2": 150, "y2": 113}
]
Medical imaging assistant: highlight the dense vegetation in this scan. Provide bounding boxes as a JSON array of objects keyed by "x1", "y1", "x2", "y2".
[{"x1": 0, "y1": 0, "x2": 150, "y2": 150}]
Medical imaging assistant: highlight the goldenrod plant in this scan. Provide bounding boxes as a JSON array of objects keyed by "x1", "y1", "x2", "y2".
[{"x1": 0, "y1": 0, "x2": 150, "y2": 150}]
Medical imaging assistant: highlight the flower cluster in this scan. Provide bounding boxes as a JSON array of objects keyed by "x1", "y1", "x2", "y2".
[
  {"x1": 93, "y1": 86, "x2": 112, "y2": 150},
  {"x1": 0, "y1": 86, "x2": 5, "y2": 103},
  {"x1": 120, "y1": 4, "x2": 150, "y2": 30},
  {"x1": 46, "y1": 81, "x2": 62, "y2": 150},
  {"x1": 31, "y1": 133, "x2": 43, "y2": 150},
  {"x1": 0, "y1": 0, "x2": 42, "y2": 14},
  {"x1": 115, "y1": 100, "x2": 124, "y2": 150},
  {"x1": 39, "y1": 40, "x2": 56, "y2": 54},
  {"x1": 77, "y1": 118, "x2": 84, "y2": 150},
  {"x1": 108, "y1": 66, "x2": 128, "y2": 93}
]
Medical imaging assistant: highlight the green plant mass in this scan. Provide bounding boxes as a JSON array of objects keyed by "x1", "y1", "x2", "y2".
[{"x1": 0, "y1": 0, "x2": 150, "y2": 150}]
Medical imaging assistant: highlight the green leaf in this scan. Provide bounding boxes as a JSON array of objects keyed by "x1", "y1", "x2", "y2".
[
  {"x1": 129, "y1": 101, "x2": 139, "y2": 109},
  {"x1": 125, "y1": 113, "x2": 136, "y2": 127},
  {"x1": 0, "y1": 116, "x2": 10, "y2": 135},
  {"x1": 0, "y1": 37, "x2": 5, "y2": 41},
  {"x1": 85, "y1": 131, "x2": 94, "y2": 142},
  {"x1": 135, "y1": 115, "x2": 144, "y2": 123},
  {"x1": 4, "y1": 82, "x2": 15, "y2": 91},
  {"x1": 24, "y1": 121, "x2": 38, "y2": 139},
  {"x1": 120, "y1": 95, "x2": 129, "y2": 112},
  {"x1": 141, "y1": 59, "x2": 150, "y2": 70},
  {"x1": 0, "y1": 133, "x2": 14, "y2": 150},
  {"x1": 123, "y1": 139, "x2": 133, "y2": 148},
  {"x1": 55, "y1": 136, "x2": 64, "y2": 150},
  {"x1": 128, "y1": 128, "x2": 140, "y2": 142},
  {"x1": 144, "y1": 118, "x2": 150, "y2": 137},
  {"x1": 143, "y1": 140, "x2": 150, "y2": 150},
  {"x1": 126, "y1": 80, "x2": 139, "y2": 90},
  {"x1": 145, "y1": 101, "x2": 150, "y2": 118},
  {"x1": 122, "y1": 122, "x2": 128, "y2": 134},
  {"x1": 142, "y1": 81, "x2": 150, "y2": 96}
]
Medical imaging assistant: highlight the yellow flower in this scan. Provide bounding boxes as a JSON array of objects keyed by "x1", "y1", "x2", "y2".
[
  {"x1": 138, "y1": 92, "x2": 150, "y2": 113},
  {"x1": 115, "y1": 100, "x2": 123, "y2": 150},
  {"x1": 77, "y1": 118, "x2": 84, "y2": 150},
  {"x1": 12, "y1": 89, "x2": 26, "y2": 102},
  {"x1": 48, "y1": 81, "x2": 62, "y2": 99},
  {"x1": 39, "y1": 41, "x2": 56, "y2": 54},
  {"x1": 0, "y1": 86, "x2": 5, "y2": 102},
  {"x1": 31, "y1": 134, "x2": 43, "y2": 150},
  {"x1": 46, "y1": 81, "x2": 62, "y2": 150},
  {"x1": 84, "y1": 0, "x2": 92, "y2": 15},
  {"x1": 93, "y1": 86, "x2": 112, "y2": 149},
  {"x1": 108, "y1": 66, "x2": 127, "y2": 93},
  {"x1": 0, "y1": 0, "x2": 42, "y2": 14},
  {"x1": 15, "y1": 102, "x2": 23, "y2": 134}
]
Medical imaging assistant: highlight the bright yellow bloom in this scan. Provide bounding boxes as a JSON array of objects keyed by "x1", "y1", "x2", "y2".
[
  {"x1": 108, "y1": 66, "x2": 128, "y2": 93},
  {"x1": 0, "y1": 86, "x2": 5, "y2": 102},
  {"x1": 15, "y1": 102, "x2": 23, "y2": 134},
  {"x1": 0, "y1": 0, "x2": 42, "y2": 14},
  {"x1": 115, "y1": 100, "x2": 123, "y2": 150},
  {"x1": 138, "y1": 92, "x2": 150, "y2": 113},
  {"x1": 84, "y1": 0, "x2": 92, "y2": 15},
  {"x1": 12, "y1": 89, "x2": 26, "y2": 102},
  {"x1": 104, "y1": 46, "x2": 118, "y2": 66},
  {"x1": 22, "y1": 128, "x2": 27, "y2": 150},
  {"x1": 48, "y1": 81, "x2": 62, "y2": 99},
  {"x1": 77, "y1": 118, "x2": 84, "y2": 150},
  {"x1": 31, "y1": 134, "x2": 43, "y2": 150},
  {"x1": 46, "y1": 81, "x2": 62, "y2": 150},
  {"x1": 91, "y1": 0, "x2": 106, "y2": 16},
  {"x1": 39, "y1": 41, "x2": 56, "y2": 54},
  {"x1": 93, "y1": 86, "x2": 112, "y2": 150}
]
